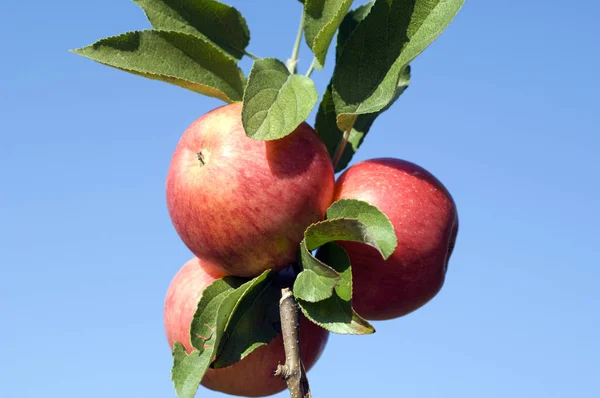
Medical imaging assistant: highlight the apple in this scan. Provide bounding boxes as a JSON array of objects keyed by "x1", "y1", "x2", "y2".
[
  {"x1": 166, "y1": 103, "x2": 335, "y2": 277},
  {"x1": 333, "y1": 158, "x2": 458, "y2": 320},
  {"x1": 164, "y1": 258, "x2": 330, "y2": 397}
]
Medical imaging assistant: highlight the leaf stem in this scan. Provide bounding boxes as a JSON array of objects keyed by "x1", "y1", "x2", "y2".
[
  {"x1": 332, "y1": 115, "x2": 358, "y2": 170},
  {"x1": 275, "y1": 288, "x2": 311, "y2": 398},
  {"x1": 244, "y1": 50, "x2": 260, "y2": 60},
  {"x1": 287, "y1": 10, "x2": 306, "y2": 74},
  {"x1": 305, "y1": 58, "x2": 317, "y2": 78}
]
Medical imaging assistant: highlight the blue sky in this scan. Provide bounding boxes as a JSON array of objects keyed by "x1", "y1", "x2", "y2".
[{"x1": 1, "y1": 1, "x2": 599, "y2": 397}]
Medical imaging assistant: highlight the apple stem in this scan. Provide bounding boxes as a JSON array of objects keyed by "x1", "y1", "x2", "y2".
[
  {"x1": 332, "y1": 115, "x2": 358, "y2": 170},
  {"x1": 287, "y1": 9, "x2": 305, "y2": 74},
  {"x1": 275, "y1": 288, "x2": 311, "y2": 398}
]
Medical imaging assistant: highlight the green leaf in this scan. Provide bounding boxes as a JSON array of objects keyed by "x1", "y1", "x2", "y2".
[
  {"x1": 133, "y1": 0, "x2": 250, "y2": 59},
  {"x1": 305, "y1": 218, "x2": 382, "y2": 252},
  {"x1": 213, "y1": 274, "x2": 281, "y2": 368},
  {"x1": 72, "y1": 30, "x2": 246, "y2": 103},
  {"x1": 172, "y1": 271, "x2": 275, "y2": 397},
  {"x1": 171, "y1": 276, "x2": 244, "y2": 397},
  {"x1": 316, "y1": 3, "x2": 411, "y2": 171},
  {"x1": 242, "y1": 58, "x2": 318, "y2": 140},
  {"x1": 293, "y1": 198, "x2": 396, "y2": 303},
  {"x1": 294, "y1": 240, "x2": 343, "y2": 302},
  {"x1": 316, "y1": 67, "x2": 410, "y2": 171},
  {"x1": 326, "y1": 199, "x2": 397, "y2": 258},
  {"x1": 189, "y1": 277, "x2": 244, "y2": 352},
  {"x1": 208, "y1": 270, "x2": 275, "y2": 363},
  {"x1": 171, "y1": 343, "x2": 205, "y2": 398},
  {"x1": 303, "y1": 0, "x2": 354, "y2": 66},
  {"x1": 335, "y1": 1, "x2": 375, "y2": 61},
  {"x1": 299, "y1": 243, "x2": 375, "y2": 334},
  {"x1": 315, "y1": 85, "x2": 368, "y2": 171},
  {"x1": 331, "y1": 0, "x2": 464, "y2": 130}
]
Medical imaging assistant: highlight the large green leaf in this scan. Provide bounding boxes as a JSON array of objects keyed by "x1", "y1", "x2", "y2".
[
  {"x1": 213, "y1": 274, "x2": 281, "y2": 368},
  {"x1": 172, "y1": 277, "x2": 244, "y2": 398},
  {"x1": 335, "y1": 1, "x2": 375, "y2": 60},
  {"x1": 316, "y1": 2, "x2": 411, "y2": 170},
  {"x1": 298, "y1": 243, "x2": 374, "y2": 334},
  {"x1": 314, "y1": 85, "x2": 341, "y2": 165},
  {"x1": 293, "y1": 198, "x2": 397, "y2": 303},
  {"x1": 331, "y1": 0, "x2": 464, "y2": 130},
  {"x1": 172, "y1": 271, "x2": 274, "y2": 398},
  {"x1": 206, "y1": 271, "x2": 275, "y2": 365},
  {"x1": 189, "y1": 277, "x2": 244, "y2": 352},
  {"x1": 242, "y1": 58, "x2": 318, "y2": 140},
  {"x1": 316, "y1": 68, "x2": 410, "y2": 172},
  {"x1": 72, "y1": 30, "x2": 246, "y2": 103},
  {"x1": 303, "y1": 0, "x2": 354, "y2": 66},
  {"x1": 133, "y1": 0, "x2": 250, "y2": 59}
]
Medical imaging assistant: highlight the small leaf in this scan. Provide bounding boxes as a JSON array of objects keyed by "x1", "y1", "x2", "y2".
[
  {"x1": 326, "y1": 199, "x2": 397, "y2": 258},
  {"x1": 171, "y1": 343, "x2": 205, "y2": 398},
  {"x1": 303, "y1": 0, "x2": 354, "y2": 65},
  {"x1": 133, "y1": 0, "x2": 250, "y2": 59},
  {"x1": 331, "y1": 0, "x2": 464, "y2": 130},
  {"x1": 294, "y1": 217, "x2": 387, "y2": 303},
  {"x1": 305, "y1": 218, "x2": 381, "y2": 252},
  {"x1": 298, "y1": 243, "x2": 375, "y2": 334},
  {"x1": 293, "y1": 198, "x2": 396, "y2": 303},
  {"x1": 72, "y1": 30, "x2": 246, "y2": 103},
  {"x1": 294, "y1": 240, "x2": 342, "y2": 302},
  {"x1": 315, "y1": 66, "x2": 410, "y2": 171},
  {"x1": 213, "y1": 274, "x2": 281, "y2": 368},
  {"x1": 242, "y1": 58, "x2": 318, "y2": 140}
]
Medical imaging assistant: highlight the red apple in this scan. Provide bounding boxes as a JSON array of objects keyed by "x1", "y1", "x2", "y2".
[
  {"x1": 166, "y1": 103, "x2": 335, "y2": 277},
  {"x1": 333, "y1": 158, "x2": 458, "y2": 320},
  {"x1": 164, "y1": 258, "x2": 329, "y2": 397}
]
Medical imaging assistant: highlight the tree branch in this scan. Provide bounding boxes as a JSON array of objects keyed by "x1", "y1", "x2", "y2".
[{"x1": 275, "y1": 288, "x2": 311, "y2": 398}]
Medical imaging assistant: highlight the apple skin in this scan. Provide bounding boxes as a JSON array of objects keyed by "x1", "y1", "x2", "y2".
[
  {"x1": 166, "y1": 102, "x2": 335, "y2": 277},
  {"x1": 164, "y1": 258, "x2": 330, "y2": 397},
  {"x1": 333, "y1": 158, "x2": 458, "y2": 320}
]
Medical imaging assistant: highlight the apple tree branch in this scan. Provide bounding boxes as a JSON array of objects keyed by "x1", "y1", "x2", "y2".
[{"x1": 274, "y1": 288, "x2": 311, "y2": 398}]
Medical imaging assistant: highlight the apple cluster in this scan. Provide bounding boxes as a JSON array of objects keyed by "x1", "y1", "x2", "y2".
[{"x1": 163, "y1": 103, "x2": 458, "y2": 396}]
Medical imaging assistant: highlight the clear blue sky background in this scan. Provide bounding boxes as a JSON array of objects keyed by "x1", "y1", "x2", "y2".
[{"x1": 1, "y1": 1, "x2": 599, "y2": 397}]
